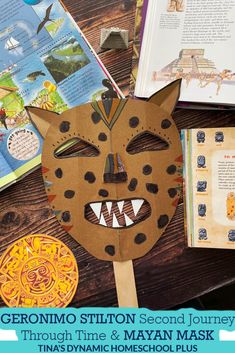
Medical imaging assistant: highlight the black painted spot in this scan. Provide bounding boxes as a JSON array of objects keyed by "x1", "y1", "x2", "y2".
[
  {"x1": 146, "y1": 183, "x2": 158, "y2": 194},
  {"x1": 105, "y1": 245, "x2": 115, "y2": 256},
  {"x1": 158, "y1": 214, "x2": 169, "y2": 229},
  {"x1": 99, "y1": 189, "x2": 109, "y2": 197},
  {"x1": 60, "y1": 121, "x2": 70, "y2": 133},
  {"x1": 128, "y1": 178, "x2": 138, "y2": 191},
  {"x1": 167, "y1": 165, "x2": 177, "y2": 175},
  {"x1": 61, "y1": 211, "x2": 71, "y2": 222},
  {"x1": 135, "y1": 233, "x2": 147, "y2": 244},
  {"x1": 64, "y1": 190, "x2": 75, "y2": 199},
  {"x1": 168, "y1": 188, "x2": 177, "y2": 198},
  {"x1": 98, "y1": 132, "x2": 107, "y2": 141},
  {"x1": 55, "y1": 168, "x2": 63, "y2": 179},
  {"x1": 143, "y1": 165, "x2": 152, "y2": 175},
  {"x1": 84, "y1": 172, "x2": 96, "y2": 183},
  {"x1": 129, "y1": 117, "x2": 139, "y2": 128},
  {"x1": 91, "y1": 111, "x2": 102, "y2": 124},
  {"x1": 161, "y1": 119, "x2": 172, "y2": 129}
]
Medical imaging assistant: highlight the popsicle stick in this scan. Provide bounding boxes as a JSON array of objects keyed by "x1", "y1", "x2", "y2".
[{"x1": 113, "y1": 260, "x2": 139, "y2": 308}]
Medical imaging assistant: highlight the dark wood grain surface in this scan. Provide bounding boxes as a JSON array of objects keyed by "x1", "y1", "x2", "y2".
[{"x1": 1, "y1": 0, "x2": 235, "y2": 309}]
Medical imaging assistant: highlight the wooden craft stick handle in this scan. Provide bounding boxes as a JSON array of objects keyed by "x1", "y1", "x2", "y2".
[{"x1": 113, "y1": 260, "x2": 139, "y2": 308}]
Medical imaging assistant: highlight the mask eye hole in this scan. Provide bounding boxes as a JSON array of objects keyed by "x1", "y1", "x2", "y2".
[
  {"x1": 54, "y1": 137, "x2": 100, "y2": 158},
  {"x1": 126, "y1": 131, "x2": 169, "y2": 155}
]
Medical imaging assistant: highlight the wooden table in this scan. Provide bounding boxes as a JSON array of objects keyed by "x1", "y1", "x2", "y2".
[{"x1": 1, "y1": 0, "x2": 235, "y2": 309}]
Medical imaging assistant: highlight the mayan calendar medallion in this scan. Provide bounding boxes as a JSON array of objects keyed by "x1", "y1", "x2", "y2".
[
  {"x1": 27, "y1": 80, "x2": 183, "y2": 307},
  {"x1": 0, "y1": 234, "x2": 78, "y2": 308}
]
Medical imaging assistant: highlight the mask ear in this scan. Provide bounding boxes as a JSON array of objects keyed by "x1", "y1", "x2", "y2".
[
  {"x1": 26, "y1": 106, "x2": 59, "y2": 138},
  {"x1": 147, "y1": 79, "x2": 181, "y2": 115}
]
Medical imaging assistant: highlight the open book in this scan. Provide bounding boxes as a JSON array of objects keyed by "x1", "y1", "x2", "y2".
[
  {"x1": 135, "y1": 0, "x2": 235, "y2": 106},
  {"x1": 182, "y1": 128, "x2": 235, "y2": 249},
  {"x1": 0, "y1": 0, "x2": 121, "y2": 191}
]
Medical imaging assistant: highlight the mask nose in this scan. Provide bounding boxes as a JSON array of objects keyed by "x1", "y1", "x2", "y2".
[{"x1": 104, "y1": 153, "x2": 127, "y2": 183}]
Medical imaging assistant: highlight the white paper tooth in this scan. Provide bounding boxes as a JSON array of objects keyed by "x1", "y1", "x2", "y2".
[
  {"x1": 112, "y1": 213, "x2": 121, "y2": 228},
  {"x1": 106, "y1": 202, "x2": 112, "y2": 215},
  {"x1": 124, "y1": 213, "x2": 134, "y2": 226},
  {"x1": 131, "y1": 199, "x2": 144, "y2": 216},
  {"x1": 90, "y1": 202, "x2": 102, "y2": 219},
  {"x1": 117, "y1": 200, "x2": 124, "y2": 213},
  {"x1": 99, "y1": 213, "x2": 107, "y2": 226}
]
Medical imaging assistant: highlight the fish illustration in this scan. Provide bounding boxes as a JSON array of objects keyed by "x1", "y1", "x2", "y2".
[{"x1": 23, "y1": 71, "x2": 46, "y2": 82}]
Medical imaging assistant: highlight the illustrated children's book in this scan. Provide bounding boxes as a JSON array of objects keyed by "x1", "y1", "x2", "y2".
[
  {"x1": 135, "y1": 0, "x2": 235, "y2": 106},
  {"x1": 183, "y1": 127, "x2": 235, "y2": 249},
  {"x1": 27, "y1": 80, "x2": 183, "y2": 307},
  {"x1": 0, "y1": 0, "x2": 121, "y2": 191}
]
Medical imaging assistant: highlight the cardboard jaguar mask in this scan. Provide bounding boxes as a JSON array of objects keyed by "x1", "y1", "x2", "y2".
[{"x1": 27, "y1": 80, "x2": 182, "y2": 262}]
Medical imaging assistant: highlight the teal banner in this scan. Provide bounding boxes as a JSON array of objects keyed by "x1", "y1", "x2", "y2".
[{"x1": 0, "y1": 308, "x2": 234, "y2": 352}]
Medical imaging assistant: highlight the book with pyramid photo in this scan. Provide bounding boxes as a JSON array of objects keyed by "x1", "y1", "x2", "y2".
[{"x1": 135, "y1": 0, "x2": 235, "y2": 106}]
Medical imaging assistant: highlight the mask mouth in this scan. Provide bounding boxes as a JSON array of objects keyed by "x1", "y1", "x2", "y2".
[{"x1": 85, "y1": 198, "x2": 151, "y2": 229}]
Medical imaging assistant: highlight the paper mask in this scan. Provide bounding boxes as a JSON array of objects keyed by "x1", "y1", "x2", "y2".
[{"x1": 27, "y1": 80, "x2": 182, "y2": 262}]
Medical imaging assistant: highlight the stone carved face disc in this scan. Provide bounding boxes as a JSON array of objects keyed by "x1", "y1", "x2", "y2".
[{"x1": 28, "y1": 81, "x2": 182, "y2": 261}]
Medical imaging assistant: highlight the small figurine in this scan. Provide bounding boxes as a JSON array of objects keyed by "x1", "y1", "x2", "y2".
[
  {"x1": 197, "y1": 181, "x2": 207, "y2": 192},
  {"x1": 197, "y1": 155, "x2": 206, "y2": 168},
  {"x1": 197, "y1": 130, "x2": 205, "y2": 143},
  {"x1": 198, "y1": 204, "x2": 206, "y2": 217},
  {"x1": 198, "y1": 228, "x2": 207, "y2": 240},
  {"x1": 215, "y1": 131, "x2": 224, "y2": 143},
  {"x1": 100, "y1": 28, "x2": 129, "y2": 49}
]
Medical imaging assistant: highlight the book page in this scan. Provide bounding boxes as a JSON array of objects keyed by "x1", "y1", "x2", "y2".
[
  {"x1": 0, "y1": 151, "x2": 16, "y2": 189},
  {"x1": 135, "y1": 0, "x2": 235, "y2": 105},
  {"x1": 0, "y1": 0, "x2": 119, "y2": 190},
  {"x1": 184, "y1": 128, "x2": 235, "y2": 249}
]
